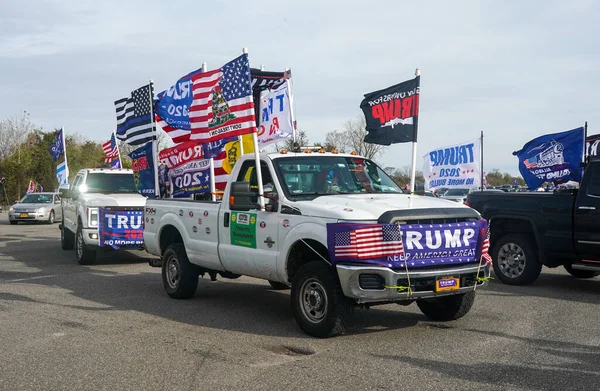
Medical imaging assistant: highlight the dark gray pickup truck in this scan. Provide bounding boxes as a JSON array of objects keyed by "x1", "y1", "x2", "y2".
[{"x1": 466, "y1": 160, "x2": 600, "y2": 285}]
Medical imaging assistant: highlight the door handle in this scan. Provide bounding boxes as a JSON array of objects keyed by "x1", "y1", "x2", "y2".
[{"x1": 578, "y1": 206, "x2": 596, "y2": 210}]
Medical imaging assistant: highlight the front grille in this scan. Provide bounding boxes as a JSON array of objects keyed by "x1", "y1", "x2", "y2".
[
  {"x1": 359, "y1": 274, "x2": 385, "y2": 290},
  {"x1": 378, "y1": 207, "x2": 481, "y2": 225},
  {"x1": 398, "y1": 217, "x2": 473, "y2": 225}
]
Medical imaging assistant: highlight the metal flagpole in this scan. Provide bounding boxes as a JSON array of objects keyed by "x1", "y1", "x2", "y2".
[
  {"x1": 61, "y1": 126, "x2": 69, "y2": 183},
  {"x1": 203, "y1": 62, "x2": 217, "y2": 202},
  {"x1": 409, "y1": 68, "x2": 421, "y2": 194},
  {"x1": 584, "y1": 121, "x2": 588, "y2": 164},
  {"x1": 285, "y1": 68, "x2": 296, "y2": 144},
  {"x1": 148, "y1": 80, "x2": 161, "y2": 198},
  {"x1": 480, "y1": 130, "x2": 484, "y2": 191},
  {"x1": 245, "y1": 47, "x2": 265, "y2": 210},
  {"x1": 114, "y1": 129, "x2": 123, "y2": 168}
]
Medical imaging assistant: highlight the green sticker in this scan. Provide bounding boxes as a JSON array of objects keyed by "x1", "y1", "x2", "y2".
[{"x1": 230, "y1": 212, "x2": 257, "y2": 248}]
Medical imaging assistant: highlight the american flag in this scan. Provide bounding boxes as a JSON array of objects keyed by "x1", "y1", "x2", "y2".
[
  {"x1": 115, "y1": 84, "x2": 156, "y2": 145},
  {"x1": 102, "y1": 133, "x2": 119, "y2": 162},
  {"x1": 334, "y1": 225, "x2": 404, "y2": 259},
  {"x1": 481, "y1": 226, "x2": 492, "y2": 265},
  {"x1": 189, "y1": 54, "x2": 256, "y2": 143}
]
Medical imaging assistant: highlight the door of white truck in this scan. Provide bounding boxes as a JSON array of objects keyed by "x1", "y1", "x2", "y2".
[
  {"x1": 63, "y1": 172, "x2": 84, "y2": 232},
  {"x1": 218, "y1": 159, "x2": 281, "y2": 280}
]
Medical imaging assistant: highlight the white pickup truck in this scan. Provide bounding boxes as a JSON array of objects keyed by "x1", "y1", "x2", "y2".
[
  {"x1": 59, "y1": 168, "x2": 146, "y2": 265},
  {"x1": 144, "y1": 151, "x2": 491, "y2": 338}
]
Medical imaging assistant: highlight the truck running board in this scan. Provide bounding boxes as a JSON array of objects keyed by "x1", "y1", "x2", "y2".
[{"x1": 571, "y1": 263, "x2": 600, "y2": 272}]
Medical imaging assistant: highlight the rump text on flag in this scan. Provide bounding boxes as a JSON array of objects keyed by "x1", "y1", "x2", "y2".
[
  {"x1": 513, "y1": 127, "x2": 584, "y2": 189},
  {"x1": 189, "y1": 53, "x2": 256, "y2": 143},
  {"x1": 102, "y1": 132, "x2": 120, "y2": 163},
  {"x1": 257, "y1": 82, "x2": 293, "y2": 146},
  {"x1": 115, "y1": 84, "x2": 155, "y2": 145},
  {"x1": 155, "y1": 67, "x2": 203, "y2": 144},
  {"x1": 360, "y1": 76, "x2": 420, "y2": 145},
  {"x1": 422, "y1": 138, "x2": 482, "y2": 191},
  {"x1": 48, "y1": 128, "x2": 65, "y2": 162}
]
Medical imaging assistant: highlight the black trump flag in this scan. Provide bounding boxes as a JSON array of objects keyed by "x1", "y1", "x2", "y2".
[{"x1": 360, "y1": 76, "x2": 420, "y2": 145}]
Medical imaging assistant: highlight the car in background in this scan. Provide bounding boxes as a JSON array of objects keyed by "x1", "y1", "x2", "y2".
[
  {"x1": 439, "y1": 188, "x2": 471, "y2": 203},
  {"x1": 8, "y1": 192, "x2": 62, "y2": 225}
]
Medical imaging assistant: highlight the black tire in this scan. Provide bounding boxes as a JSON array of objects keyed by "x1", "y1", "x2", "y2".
[
  {"x1": 162, "y1": 244, "x2": 200, "y2": 299},
  {"x1": 47, "y1": 210, "x2": 55, "y2": 224},
  {"x1": 268, "y1": 280, "x2": 290, "y2": 290},
  {"x1": 75, "y1": 224, "x2": 96, "y2": 265},
  {"x1": 417, "y1": 291, "x2": 476, "y2": 321},
  {"x1": 491, "y1": 234, "x2": 541, "y2": 285},
  {"x1": 9, "y1": 220, "x2": 17, "y2": 225},
  {"x1": 291, "y1": 261, "x2": 352, "y2": 338},
  {"x1": 61, "y1": 221, "x2": 75, "y2": 250},
  {"x1": 564, "y1": 264, "x2": 600, "y2": 279}
]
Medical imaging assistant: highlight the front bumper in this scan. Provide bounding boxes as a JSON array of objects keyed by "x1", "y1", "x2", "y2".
[
  {"x1": 81, "y1": 227, "x2": 100, "y2": 247},
  {"x1": 336, "y1": 263, "x2": 490, "y2": 304},
  {"x1": 9, "y1": 211, "x2": 51, "y2": 222}
]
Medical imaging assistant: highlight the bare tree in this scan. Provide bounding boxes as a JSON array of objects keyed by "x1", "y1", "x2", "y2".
[
  {"x1": 324, "y1": 116, "x2": 386, "y2": 161},
  {"x1": 278, "y1": 130, "x2": 309, "y2": 151},
  {"x1": 118, "y1": 127, "x2": 172, "y2": 157},
  {"x1": 0, "y1": 111, "x2": 35, "y2": 160}
]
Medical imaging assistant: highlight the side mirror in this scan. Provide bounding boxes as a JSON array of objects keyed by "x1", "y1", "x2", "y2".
[
  {"x1": 229, "y1": 182, "x2": 257, "y2": 211},
  {"x1": 58, "y1": 187, "x2": 70, "y2": 199}
]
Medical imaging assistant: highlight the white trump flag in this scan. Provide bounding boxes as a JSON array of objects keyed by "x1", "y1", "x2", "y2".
[
  {"x1": 423, "y1": 138, "x2": 482, "y2": 191},
  {"x1": 257, "y1": 81, "x2": 293, "y2": 146}
]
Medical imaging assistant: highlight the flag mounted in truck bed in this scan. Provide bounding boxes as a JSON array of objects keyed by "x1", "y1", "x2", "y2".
[{"x1": 360, "y1": 76, "x2": 420, "y2": 145}]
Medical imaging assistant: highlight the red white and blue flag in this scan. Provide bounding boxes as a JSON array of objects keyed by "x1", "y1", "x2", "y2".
[
  {"x1": 481, "y1": 225, "x2": 492, "y2": 265},
  {"x1": 189, "y1": 54, "x2": 256, "y2": 143},
  {"x1": 102, "y1": 132, "x2": 120, "y2": 163},
  {"x1": 331, "y1": 224, "x2": 404, "y2": 260}
]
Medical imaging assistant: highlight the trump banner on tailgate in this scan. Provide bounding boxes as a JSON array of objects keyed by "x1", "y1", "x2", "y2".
[
  {"x1": 360, "y1": 76, "x2": 420, "y2": 145},
  {"x1": 98, "y1": 208, "x2": 144, "y2": 250},
  {"x1": 423, "y1": 138, "x2": 482, "y2": 191},
  {"x1": 513, "y1": 127, "x2": 584, "y2": 189}
]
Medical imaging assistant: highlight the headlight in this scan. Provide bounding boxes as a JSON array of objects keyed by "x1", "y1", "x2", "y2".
[
  {"x1": 37, "y1": 207, "x2": 46, "y2": 213},
  {"x1": 9, "y1": 207, "x2": 13, "y2": 212},
  {"x1": 87, "y1": 207, "x2": 98, "y2": 227}
]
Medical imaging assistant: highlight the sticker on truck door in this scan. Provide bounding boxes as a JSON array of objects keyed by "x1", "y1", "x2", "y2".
[{"x1": 230, "y1": 212, "x2": 257, "y2": 248}]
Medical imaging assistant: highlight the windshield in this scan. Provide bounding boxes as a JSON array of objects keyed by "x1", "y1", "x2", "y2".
[
  {"x1": 274, "y1": 156, "x2": 402, "y2": 197},
  {"x1": 19, "y1": 194, "x2": 53, "y2": 203},
  {"x1": 444, "y1": 189, "x2": 470, "y2": 196},
  {"x1": 82, "y1": 173, "x2": 138, "y2": 193}
]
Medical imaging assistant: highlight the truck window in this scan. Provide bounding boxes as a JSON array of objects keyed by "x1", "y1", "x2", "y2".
[
  {"x1": 587, "y1": 166, "x2": 600, "y2": 197},
  {"x1": 82, "y1": 173, "x2": 138, "y2": 194},
  {"x1": 236, "y1": 160, "x2": 276, "y2": 207}
]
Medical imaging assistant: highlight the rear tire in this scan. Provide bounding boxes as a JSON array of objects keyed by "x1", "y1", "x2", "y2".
[
  {"x1": 162, "y1": 244, "x2": 200, "y2": 299},
  {"x1": 291, "y1": 261, "x2": 352, "y2": 338},
  {"x1": 564, "y1": 264, "x2": 600, "y2": 279},
  {"x1": 268, "y1": 280, "x2": 290, "y2": 290},
  {"x1": 61, "y1": 221, "x2": 75, "y2": 250},
  {"x1": 492, "y1": 234, "x2": 541, "y2": 285},
  {"x1": 417, "y1": 291, "x2": 476, "y2": 321},
  {"x1": 75, "y1": 225, "x2": 96, "y2": 265}
]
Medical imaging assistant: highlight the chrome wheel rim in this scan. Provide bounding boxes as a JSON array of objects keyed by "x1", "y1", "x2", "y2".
[
  {"x1": 498, "y1": 243, "x2": 526, "y2": 278},
  {"x1": 299, "y1": 278, "x2": 328, "y2": 324},
  {"x1": 166, "y1": 255, "x2": 181, "y2": 290},
  {"x1": 76, "y1": 231, "x2": 84, "y2": 260},
  {"x1": 49, "y1": 212, "x2": 54, "y2": 224}
]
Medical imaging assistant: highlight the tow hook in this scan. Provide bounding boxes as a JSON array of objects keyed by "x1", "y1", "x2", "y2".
[{"x1": 149, "y1": 258, "x2": 162, "y2": 268}]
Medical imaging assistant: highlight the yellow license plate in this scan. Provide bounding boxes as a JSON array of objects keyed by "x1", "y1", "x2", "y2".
[
  {"x1": 20, "y1": 213, "x2": 28, "y2": 218},
  {"x1": 436, "y1": 277, "x2": 460, "y2": 292}
]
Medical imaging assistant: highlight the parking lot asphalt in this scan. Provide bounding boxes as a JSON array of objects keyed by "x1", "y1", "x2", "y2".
[{"x1": 0, "y1": 216, "x2": 598, "y2": 391}]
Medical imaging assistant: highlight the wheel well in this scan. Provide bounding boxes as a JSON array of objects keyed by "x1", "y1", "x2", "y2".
[
  {"x1": 160, "y1": 225, "x2": 183, "y2": 255},
  {"x1": 491, "y1": 218, "x2": 536, "y2": 248},
  {"x1": 286, "y1": 239, "x2": 330, "y2": 283}
]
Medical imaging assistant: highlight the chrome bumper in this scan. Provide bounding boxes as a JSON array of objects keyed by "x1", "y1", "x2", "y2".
[
  {"x1": 336, "y1": 263, "x2": 490, "y2": 304},
  {"x1": 9, "y1": 212, "x2": 49, "y2": 221}
]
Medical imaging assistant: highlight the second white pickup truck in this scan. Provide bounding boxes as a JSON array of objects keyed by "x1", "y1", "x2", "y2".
[{"x1": 144, "y1": 151, "x2": 491, "y2": 337}]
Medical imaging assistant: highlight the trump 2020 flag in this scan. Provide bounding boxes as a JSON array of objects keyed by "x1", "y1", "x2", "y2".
[
  {"x1": 360, "y1": 76, "x2": 420, "y2": 145},
  {"x1": 48, "y1": 128, "x2": 65, "y2": 162},
  {"x1": 513, "y1": 127, "x2": 585, "y2": 189},
  {"x1": 129, "y1": 142, "x2": 156, "y2": 197},
  {"x1": 257, "y1": 82, "x2": 293, "y2": 146},
  {"x1": 155, "y1": 67, "x2": 203, "y2": 144},
  {"x1": 423, "y1": 138, "x2": 482, "y2": 191},
  {"x1": 115, "y1": 84, "x2": 156, "y2": 145},
  {"x1": 189, "y1": 53, "x2": 256, "y2": 143},
  {"x1": 56, "y1": 161, "x2": 69, "y2": 186}
]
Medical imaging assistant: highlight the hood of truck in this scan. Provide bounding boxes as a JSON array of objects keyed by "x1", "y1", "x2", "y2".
[
  {"x1": 81, "y1": 193, "x2": 147, "y2": 208},
  {"x1": 294, "y1": 193, "x2": 470, "y2": 221}
]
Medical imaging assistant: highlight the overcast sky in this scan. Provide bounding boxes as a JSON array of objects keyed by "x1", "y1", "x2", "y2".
[{"x1": 1, "y1": 0, "x2": 598, "y2": 176}]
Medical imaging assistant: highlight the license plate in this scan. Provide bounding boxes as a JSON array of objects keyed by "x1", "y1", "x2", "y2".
[
  {"x1": 19, "y1": 213, "x2": 28, "y2": 218},
  {"x1": 436, "y1": 277, "x2": 460, "y2": 292}
]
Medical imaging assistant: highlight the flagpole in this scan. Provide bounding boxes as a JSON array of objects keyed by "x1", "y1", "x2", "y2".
[
  {"x1": 148, "y1": 80, "x2": 161, "y2": 198},
  {"x1": 409, "y1": 68, "x2": 421, "y2": 194},
  {"x1": 480, "y1": 130, "x2": 484, "y2": 191},
  {"x1": 202, "y1": 62, "x2": 217, "y2": 202},
  {"x1": 114, "y1": 129, "x2": 123, "y2": 168},
  {"x1": 61, "y1": 126, "x2": 69, "y2": 183},
  {"x1": 245, "y1": 48, "x2": 265, "y2": 210},
  {"x1": 285, "y1": 68, "x2": 296, "y2": 143},
  {"x1": 584, "y1": 121, "x2": 588, "y2": 164}
]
